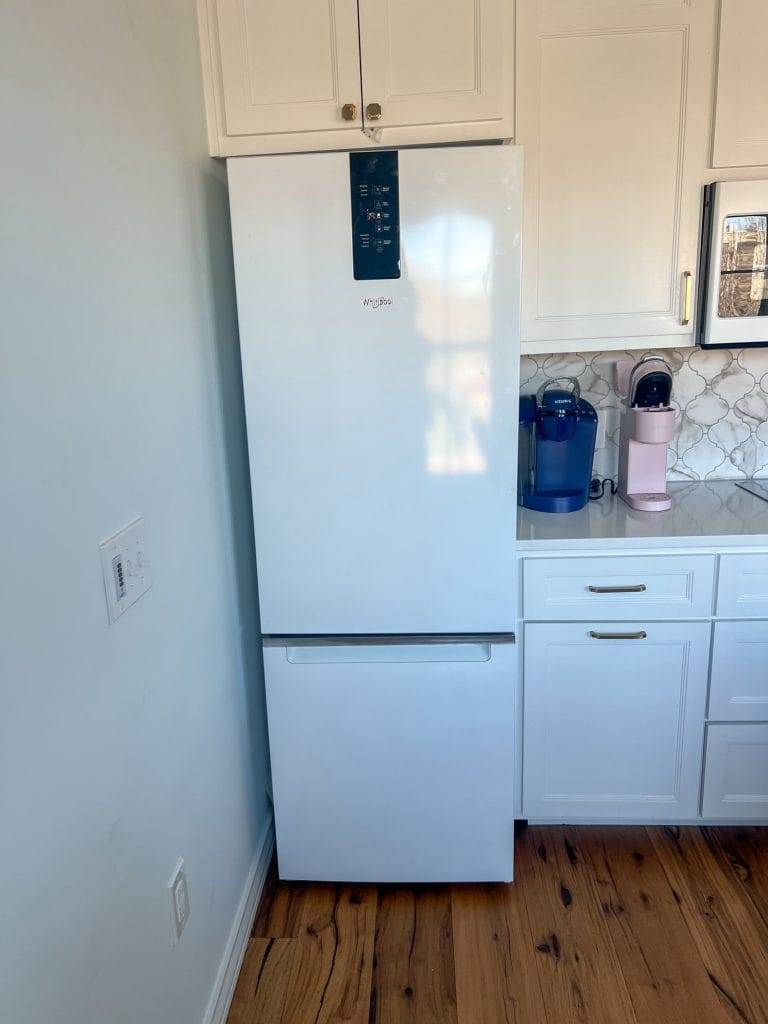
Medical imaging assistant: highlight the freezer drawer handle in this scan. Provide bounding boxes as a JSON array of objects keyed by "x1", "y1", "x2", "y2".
[
  {"x1": 587, "y1": 584, "x2": 647, "y2": 594},
  {"x1": 589, "y1": 630, "x2": 647, "y2": 641},
  {"x1": 264, "y1": 633, "x2": 515, "y2": 647}
]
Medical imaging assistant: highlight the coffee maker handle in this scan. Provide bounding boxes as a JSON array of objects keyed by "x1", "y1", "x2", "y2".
[{"x1": 536, "y1": 377, "x2": 581, "y2": 403}]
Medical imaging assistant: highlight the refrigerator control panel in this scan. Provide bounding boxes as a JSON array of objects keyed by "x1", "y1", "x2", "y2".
[{"x1": 349, "y1": 151, "x2": 400, "y2": 280}]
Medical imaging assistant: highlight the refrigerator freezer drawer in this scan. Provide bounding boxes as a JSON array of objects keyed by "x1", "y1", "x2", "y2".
[{"x1": 263, "y1": 640, "x2": 516, "y2": 882}]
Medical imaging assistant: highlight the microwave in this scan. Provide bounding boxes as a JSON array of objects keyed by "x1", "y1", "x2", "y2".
[{"x1": 698, "y1": 180, "x2": 768, "y2": 348}]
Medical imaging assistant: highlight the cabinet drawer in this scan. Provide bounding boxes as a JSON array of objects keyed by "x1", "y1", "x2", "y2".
[
  {"x1": 709, "y1": 621, "x2": 768, "y2": 721},
  {"x1": 702, "y1": 724, "x2": 768, "y2": 820},
  {"x1": 717, "y1": 554, "x2": 768, "y2": 617},
  {"x1": 523, "y1": 555, "x2": 715, "y2": 620},
  {"x1": 264, "y1": 640, "x2": 516, "y2": 881}
]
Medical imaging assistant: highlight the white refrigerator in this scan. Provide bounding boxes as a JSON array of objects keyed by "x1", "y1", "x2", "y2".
[{"x1": 228, "y1": 145, "x2": 522, "y2": 882}]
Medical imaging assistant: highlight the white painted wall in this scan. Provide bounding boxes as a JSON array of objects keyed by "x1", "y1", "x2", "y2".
[{"x1": 0, "y1": 3, "x2": 271, "y2": 1022}]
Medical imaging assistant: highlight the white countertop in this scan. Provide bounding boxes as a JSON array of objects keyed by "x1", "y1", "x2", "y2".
[{"x1": 516, "y1": 481, "x2": 768, "y2": 551}]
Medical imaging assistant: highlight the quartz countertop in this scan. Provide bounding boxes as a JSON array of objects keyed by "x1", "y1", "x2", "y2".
[{"x1": 516, "y1": 481, "x2": 768, "y2": 550}]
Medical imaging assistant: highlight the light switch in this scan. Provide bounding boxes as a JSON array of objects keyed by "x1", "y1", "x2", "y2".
[
  {"x1": 99, "y1": 517, "x2": 152, "y2": 623},
  {"x1": 168, "y1": 859, "x2": 190, "y2": 942}
]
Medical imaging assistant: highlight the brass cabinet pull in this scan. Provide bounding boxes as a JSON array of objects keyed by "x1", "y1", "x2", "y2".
[
  {"x1": 590, "y1": 630, "x2": 647, "y2": 640},
  {"x1": 681, "y1": 271, "x2": 693, "y2": 326},
  {"x1": 587, "y1": 584, "x2": 647, "y2": 593},
  {"x1": 366, "y1": 102, "x2": 383, "y2": 121},
  {"x1": 341, "y1": 102, "x2": 358, "y2": 121}
]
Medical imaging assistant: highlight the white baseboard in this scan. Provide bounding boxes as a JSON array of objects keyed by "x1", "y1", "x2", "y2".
[
  {"x1": 202, "y1": 816, "x2": 276, "y2": 1024},
  {"x1": 525, "y1": 817, "x2": 768, "y2": 826}
]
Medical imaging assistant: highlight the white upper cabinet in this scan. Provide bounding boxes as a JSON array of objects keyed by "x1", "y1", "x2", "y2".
[
  {"x1": 213, "y1": 0, "x2": 362, "y2": 137},
  {"x1": 199, "y1": 0, "x2": 363, "y2": 152},
  {"x1": 357, "y1": 0, "x2": 509, "y2": 133},
  {"x1": 517, "y1": 0, "x2": 718, "y2": 353},
  {"x1": 712, "y1": 0, "x2": 768, "y2": 168},
  {"x1": 198, "y1": 0, "x2": 514, "y2": 156}
]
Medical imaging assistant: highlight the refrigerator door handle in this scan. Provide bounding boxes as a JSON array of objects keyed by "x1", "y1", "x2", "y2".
[
  {"x1": 264, "y1": 633, "x2": 515, "y2": 665},
  {"x1": 286, "y1": 644, "x2": 493, "y2": 665},
  {"x1": 262, "y1": 633, "x2": 515, "y2": 647}
]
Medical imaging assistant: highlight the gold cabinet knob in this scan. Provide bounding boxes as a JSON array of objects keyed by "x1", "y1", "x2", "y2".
[
  {"x1": 366, "y1": 102, "x2": 382, "y2": 121},
  {"x1": 341, "y1": 102, "x2": 357, "y2": 121}
]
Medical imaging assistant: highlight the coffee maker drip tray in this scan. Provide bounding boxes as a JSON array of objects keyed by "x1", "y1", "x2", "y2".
[{"x1": 622, "y1": 490, "x2": 673, "y2": 512}]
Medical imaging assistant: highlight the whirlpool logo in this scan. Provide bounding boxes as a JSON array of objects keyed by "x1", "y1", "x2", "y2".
[{"x1": 361, "y1": 296, "x2": 393, "y2": 310}]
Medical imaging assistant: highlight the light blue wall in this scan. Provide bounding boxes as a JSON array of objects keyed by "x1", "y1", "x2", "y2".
[{"x1": 0, "y1": 2, "x2": 271, "y2": 1021}]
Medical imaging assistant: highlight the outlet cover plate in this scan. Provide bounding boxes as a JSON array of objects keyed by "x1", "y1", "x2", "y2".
[
  {"x1": 168, "y1": 858, "x2": 190, "y2": 942},
  {"x1": 99, "y1": 518, "x2": 152, "y2": 624},
  {"x1": 595, "y1": 410, "x2": 608, "y2": 450}
]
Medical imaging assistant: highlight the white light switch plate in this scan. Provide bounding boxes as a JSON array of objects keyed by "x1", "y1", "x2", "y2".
[{"x1": 99, "y1": 517, "x2": 152, "y2": 623}]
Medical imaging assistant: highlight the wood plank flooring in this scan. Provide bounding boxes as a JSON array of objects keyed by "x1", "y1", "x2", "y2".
[{"x1": 228, "y1": 826, "x2": 768, "y2": 1024}]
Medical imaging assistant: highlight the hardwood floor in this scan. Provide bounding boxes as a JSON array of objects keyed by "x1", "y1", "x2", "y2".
[{"x1": 227, "y1": 826, "x2": 768, "y2": 1024}]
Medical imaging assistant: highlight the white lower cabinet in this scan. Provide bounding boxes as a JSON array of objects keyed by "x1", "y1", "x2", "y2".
[
  {"x1": 709, "y1": 620, "x2": 768, "y2": 721},
  {"x1": 523, "y1": 554, "x2": 715, "y2": 621},
  {"x1": 702, "y1": 725, "x2": 768, "y2": 819},
  {"x1": 523, "y1": 621, "x2": 711, "y2": 820},
  {"x1": 716, "y1": 554, "x2": 768, "y2": 617}
]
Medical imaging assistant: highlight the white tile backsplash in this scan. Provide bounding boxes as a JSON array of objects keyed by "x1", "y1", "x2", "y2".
[{"x1": 520, "y1": 348, "x2": 768, "y2": 481}]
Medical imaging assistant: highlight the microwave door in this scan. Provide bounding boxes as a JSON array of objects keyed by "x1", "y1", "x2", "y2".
[{"x1": 700, "y1": 180, "x2": 768, "y2": 348}]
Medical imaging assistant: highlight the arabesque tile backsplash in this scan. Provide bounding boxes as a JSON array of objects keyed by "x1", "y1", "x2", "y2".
[{"x1": 520, "y1": 348, "x2": 768, "y2": 482}]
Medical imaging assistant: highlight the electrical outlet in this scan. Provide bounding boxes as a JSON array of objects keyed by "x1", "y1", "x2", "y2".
[
  {"x1": 595, "y1": 410, "x2": 607, "y2": 450},
  {"x1": 99, "y1": 518, "x2": 152, "y2": 624},
  {"x1": 168, "y1": 859, "x2": 190, "y2": 942}
]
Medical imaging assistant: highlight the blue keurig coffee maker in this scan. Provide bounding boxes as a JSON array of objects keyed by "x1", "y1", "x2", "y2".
[{"x1": 519, "y1": 378, "x2": 598, "y2": 513}]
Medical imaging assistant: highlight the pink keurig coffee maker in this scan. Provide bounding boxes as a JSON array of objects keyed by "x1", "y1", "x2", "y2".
[{"x1": 617, "y1": 357, "x2": 675, "y2": 512}]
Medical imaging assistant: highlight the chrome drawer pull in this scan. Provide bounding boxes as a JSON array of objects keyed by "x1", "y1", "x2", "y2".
[
  {"x1": 589, "y1": 630, "x2": 647, "y2": 640},
  {"x1": 587, "y1": 584, "x2": 647, "y2": 594}
]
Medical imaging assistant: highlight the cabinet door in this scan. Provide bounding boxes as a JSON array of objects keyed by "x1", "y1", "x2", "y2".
[
  {"x1": 717, "y1": 553, "x2": 768, "y2": 618},
  {"x1": 702, "y1": 724, "x2": 768, "y2": 819},
  {"x1": 213, "y1": 0, "x2": 362, "y2": 137},
  {"x1": 517, "y1": 0, "x2": 717, "y2": 352},
  {"x1": 712, "y1": 0, "x2": 768, "y2": 168},
  {"x1": 523, "y1": 621, "x2": 710, "y2": 820},
  {"x1": 264, "y1": 640, "x2": 516, "y2": 882},
  {"x1": 357, "y1": 0, "x2": 511, "y2": 135},
  {"x1": 709, "y1": 621, "x2": 768, "y2": 722}
]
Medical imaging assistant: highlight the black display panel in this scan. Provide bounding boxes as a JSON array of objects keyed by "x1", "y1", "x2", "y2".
[{"x1": 349, "y1": 151, "x2": 400, "y2": 280}]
